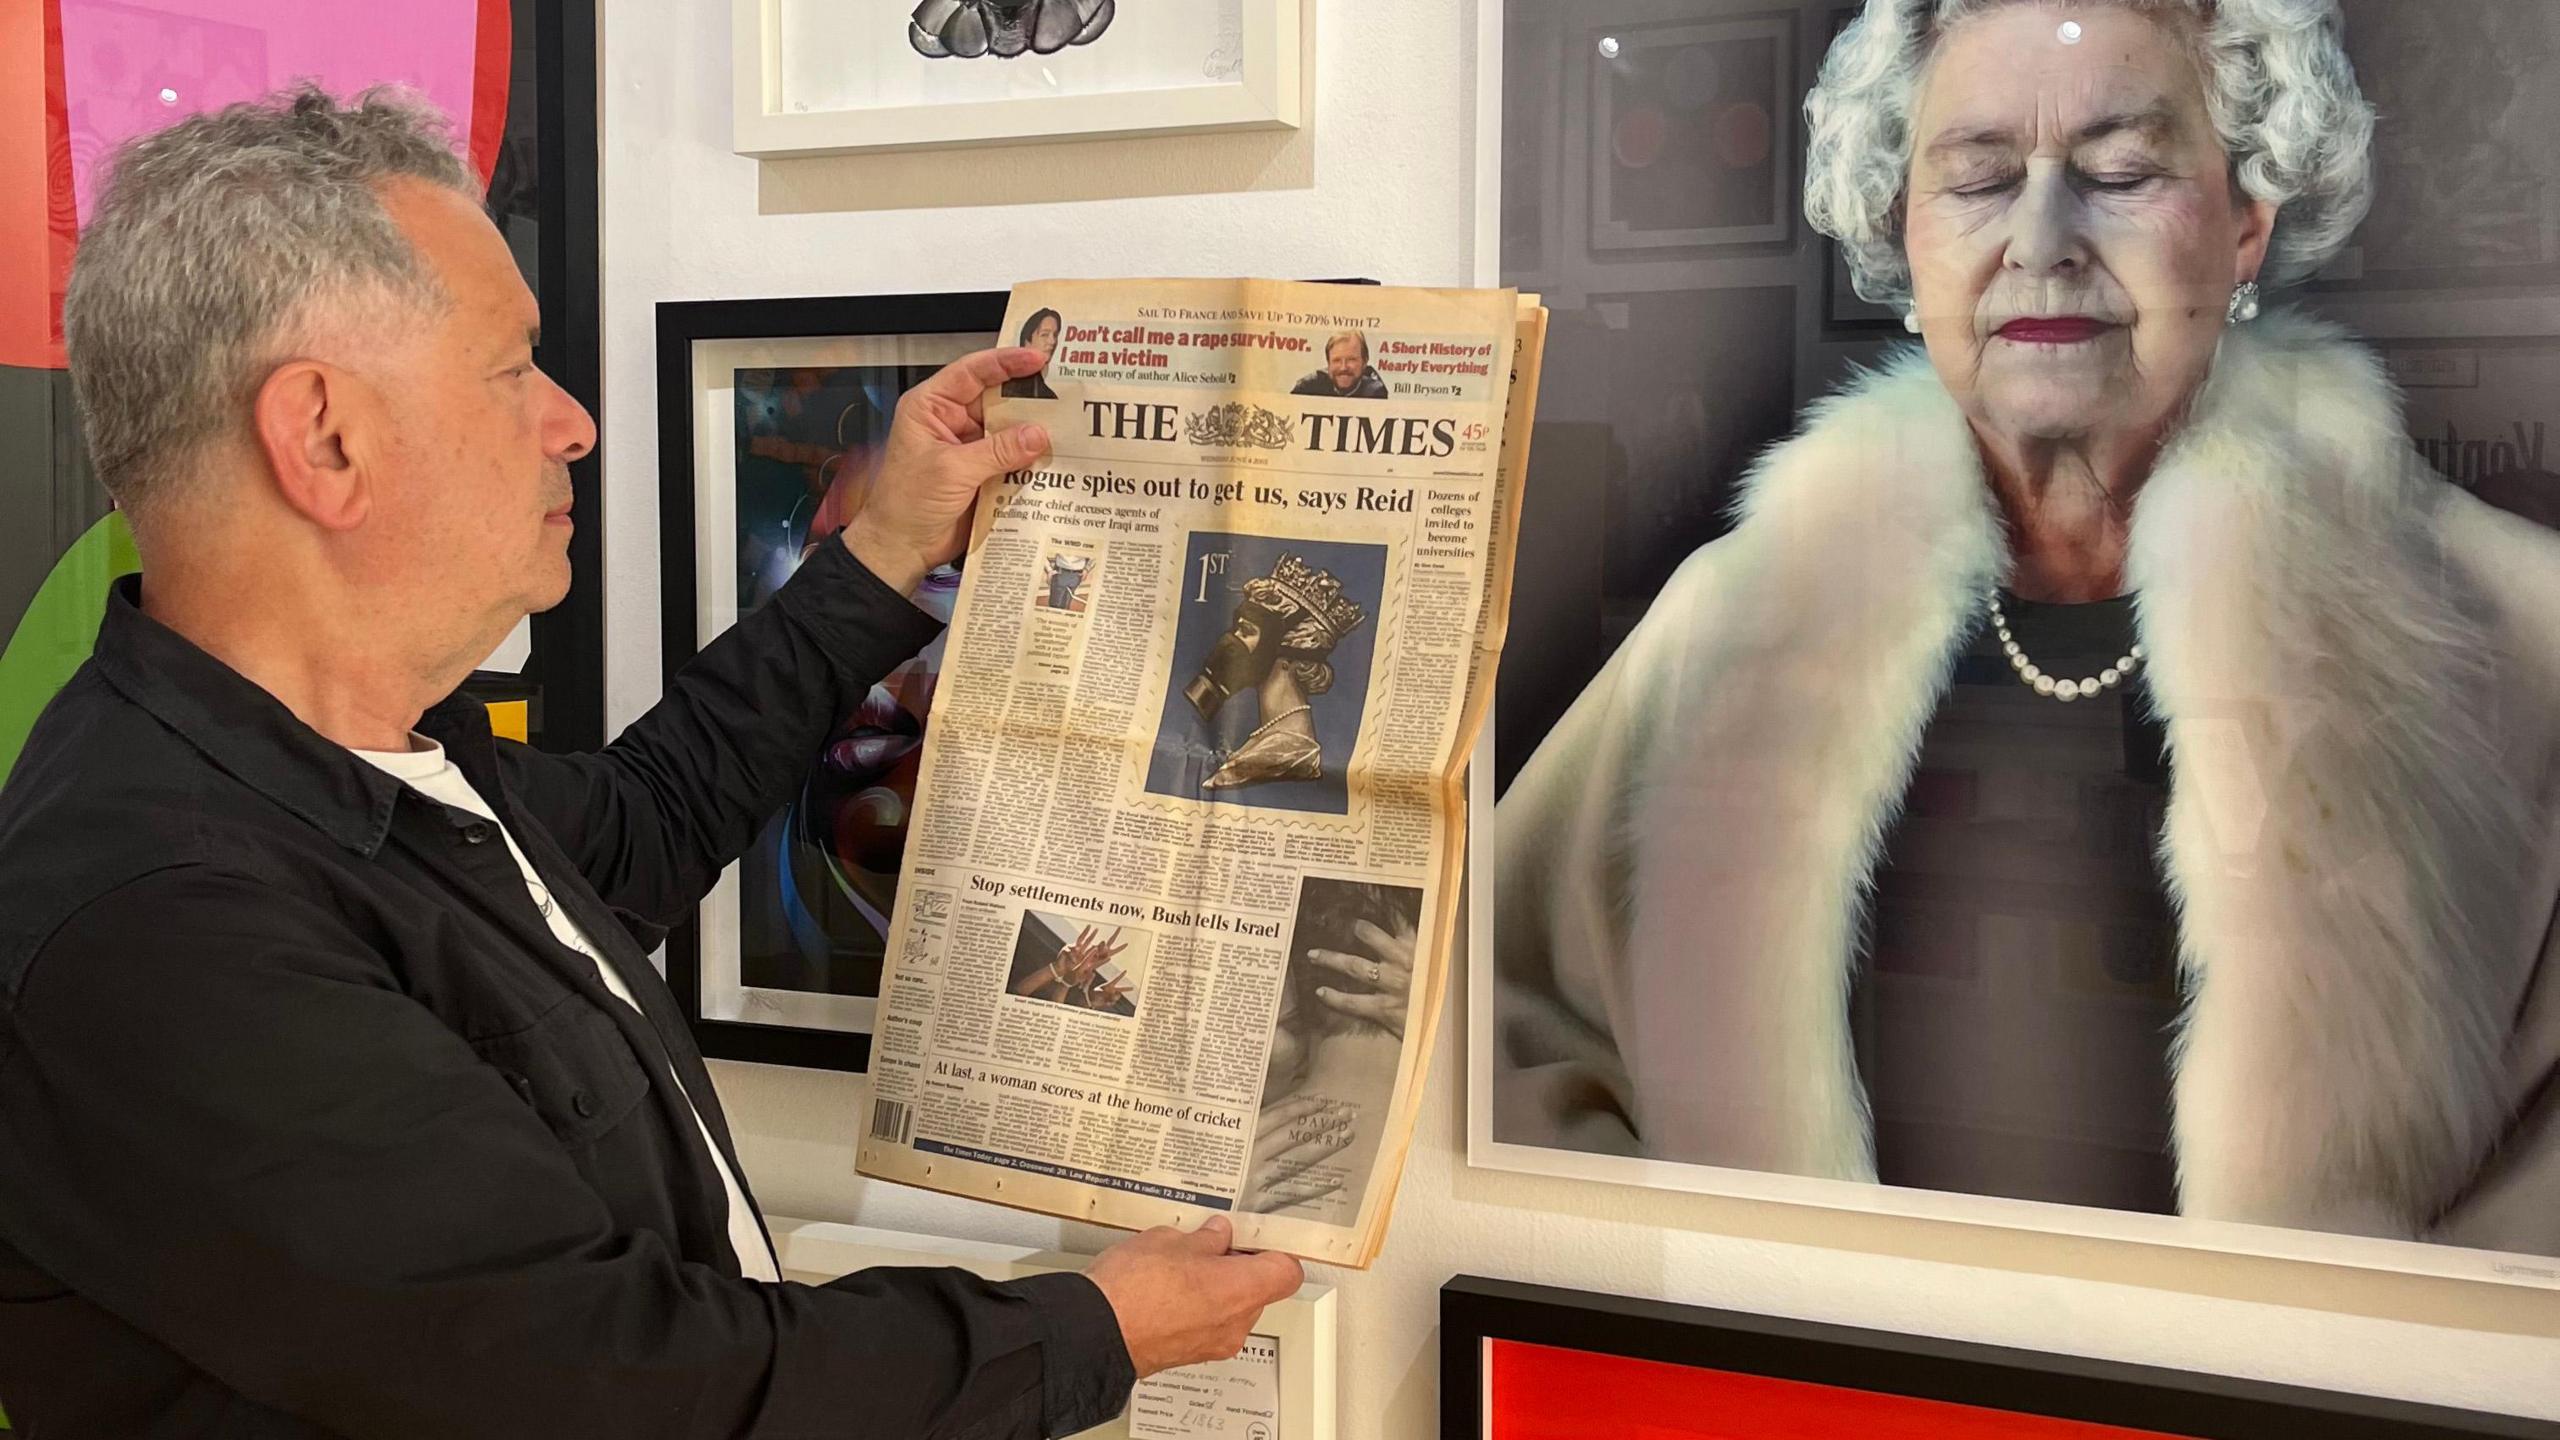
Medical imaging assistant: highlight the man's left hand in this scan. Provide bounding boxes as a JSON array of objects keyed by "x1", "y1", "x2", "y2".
[{"x1": 844, "y1": 346, "x2": 1053, "y2": 592}]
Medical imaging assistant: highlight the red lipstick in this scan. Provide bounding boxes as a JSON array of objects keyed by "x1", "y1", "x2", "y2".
[{"x1": 1997, "y1": 316, "x2": 2111, "y2": 344}]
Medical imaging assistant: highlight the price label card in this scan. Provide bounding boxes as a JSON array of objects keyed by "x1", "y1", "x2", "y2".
[{"x1": 1128, "y1": 1333, "x2": 1281, "y2": 1439}]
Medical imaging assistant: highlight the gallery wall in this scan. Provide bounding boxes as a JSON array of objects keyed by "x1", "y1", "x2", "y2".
[{"x1": 595, "y1": 0, "x2": 2560, "y2": 1431}]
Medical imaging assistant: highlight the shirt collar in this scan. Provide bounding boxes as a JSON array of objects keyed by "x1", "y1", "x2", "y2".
[{"x1": 91, "y1": 575, "x2": 408, "y2": 857}]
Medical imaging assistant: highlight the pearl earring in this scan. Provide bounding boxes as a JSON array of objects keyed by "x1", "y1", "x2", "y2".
[
  {"x1": 1904, "y1": 310, "x2": 1923, "y2": 334},
  {"x1": 2226, "y1": 280, "x2": 2262, "y2": 325}
]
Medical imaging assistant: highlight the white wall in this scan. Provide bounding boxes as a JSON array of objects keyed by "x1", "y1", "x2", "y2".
[{"x1": 598, "y1": 2, "x2": 2560, "y2": 1431}]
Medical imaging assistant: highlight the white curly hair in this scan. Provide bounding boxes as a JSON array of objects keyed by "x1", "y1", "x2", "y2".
[{"x1": 1804, "y1": 0, "x2": 2375, "y2": 308}]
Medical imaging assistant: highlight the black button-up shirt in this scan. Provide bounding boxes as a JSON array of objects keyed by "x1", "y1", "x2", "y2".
[{"x1": 0, "y1": 541, "x2": 1135, "y2": 1438}]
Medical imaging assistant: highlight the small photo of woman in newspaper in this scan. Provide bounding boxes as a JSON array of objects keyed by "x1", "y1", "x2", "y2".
[
  {"x1": 1240, "y1": 878, "x2": 1420, "y2": 1218},
  {"x1": 1006, "y1": 911, "x2": 1142, "y2": 1019},
  {"x1": 1000, "y1": 306, "x2": 1064, "y2": 399},
  {"x1": 1144, "y1": 534, "x2": 1387, "y2": 816}
]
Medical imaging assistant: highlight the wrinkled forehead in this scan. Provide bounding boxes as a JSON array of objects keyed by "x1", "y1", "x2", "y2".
[{"x1": 1915, "y1": 7, "x2": 2215, "y2": 155}]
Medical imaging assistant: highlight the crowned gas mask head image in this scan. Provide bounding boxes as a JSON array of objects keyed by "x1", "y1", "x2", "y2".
[
  {"x1": 1183, "y1": 555, "x2": 1362, "y2": 725},
  {"x1": 1149, "y1": 541, "x2": 1385, "y2": 814}
]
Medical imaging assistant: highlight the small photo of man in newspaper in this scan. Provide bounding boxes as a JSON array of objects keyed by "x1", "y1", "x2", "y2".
[
  {"x1": 1144, "y1": 534, "x2": 1385, "y2": 815},
  {"x1": 1288, "y1": 330, "x2": 1391, "y2": 400},
  {"x1": 1005, "y1": 911, "x2": 1142, "y2": 1018},
  {"x1": 1240, "y1": 877, "x2": 1419, "y2": 1218},
  {"x1": 1037, "y1": 551, "x2": 1094, "y2": 613}
]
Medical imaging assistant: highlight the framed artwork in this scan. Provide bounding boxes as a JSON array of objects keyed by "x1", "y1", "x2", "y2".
[
  {"x1": 1587, "y1": 14, "x2": 1795, "y2": 253},
  {"x1": 731, "y1": 0, "x2": 1305, "y2": 158},
  {"x1": 657, "y1": 291, "x2": 1006, "y2": 1072},
  {"x1": 1440, "y1": 1277, "x2": 2548, "y2": 1440},
  {"x1": 2, "y1": 0, "x2": 602, "y2": 779},
  {"x1": 1479, "y1": 0, "x2": 2560, "y2": 1294}
]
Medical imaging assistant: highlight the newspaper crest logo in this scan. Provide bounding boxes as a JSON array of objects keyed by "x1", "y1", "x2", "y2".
[{"x1": 1184, "y1": 402, "x2": 1295, "y2": 450}]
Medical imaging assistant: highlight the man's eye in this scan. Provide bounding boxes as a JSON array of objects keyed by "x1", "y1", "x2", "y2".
[
  {"x1": 2086, "y1": 173, "x2": 2156, "y2": 191},
  {"x1": 1950, "y1": 174, "x2": 2018, "y2": 197}
]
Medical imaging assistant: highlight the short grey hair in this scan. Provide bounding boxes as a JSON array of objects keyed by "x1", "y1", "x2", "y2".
[
  {"x1": 63, "y1": 84, "x2": 478, "y2": 515},
  {"x1": 1805, "y1": 0, "x2": 2376, "y2": 308}
]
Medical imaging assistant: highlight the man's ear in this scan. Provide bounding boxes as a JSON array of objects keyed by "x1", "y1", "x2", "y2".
[{"x1": 253, "y1": 360, "x2": 368, "y2": 531}]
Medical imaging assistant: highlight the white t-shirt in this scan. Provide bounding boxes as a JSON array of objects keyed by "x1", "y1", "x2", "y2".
[{"x1": 352, "y1": 739, "x2": 781, "y2": 1283}]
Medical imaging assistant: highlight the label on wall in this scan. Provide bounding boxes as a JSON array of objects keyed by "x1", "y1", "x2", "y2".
[{"x1": 1127, "y1": 1332, "x2": 1280, "y2": 1440}]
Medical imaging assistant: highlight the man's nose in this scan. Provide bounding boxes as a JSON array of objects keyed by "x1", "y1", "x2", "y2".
[{"x1": 543, "y1": 370, "x2": 597, "y2": 463}]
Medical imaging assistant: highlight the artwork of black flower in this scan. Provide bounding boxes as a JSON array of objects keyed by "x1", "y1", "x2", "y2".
[{"x1": 909, "y1": 0, "x2": 1117, "y2": 60}]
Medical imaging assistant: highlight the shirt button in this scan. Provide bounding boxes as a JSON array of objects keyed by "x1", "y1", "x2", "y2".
[
  {"x1": 463, "y1": 823, "x2": 494, "y2": 845},
  {"x1": 571, "y1": 1090, "x2": 599, "y2": 1119}
]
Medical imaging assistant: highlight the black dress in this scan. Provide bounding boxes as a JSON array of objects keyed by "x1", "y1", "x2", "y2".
[{"x1": 1850, "y1": 592, "x2": 2183, "y2": 1213}]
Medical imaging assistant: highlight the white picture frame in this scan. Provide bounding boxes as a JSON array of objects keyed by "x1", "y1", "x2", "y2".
[
  {"x1": 769, "y1": 1220, "x2": 1339, "y2": 1440},
  {"x1": 1465, "y1": 0, "x2": 2560, "y2": 1298},
  {"x1": 733, "y1": 0, "x2": 1306, "y2": 159}
]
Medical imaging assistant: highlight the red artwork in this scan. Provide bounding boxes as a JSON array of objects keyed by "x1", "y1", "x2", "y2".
[
  {"x1": 2, "y1": 0, "x2": 511, "y2": 373},
  {"x1": 1487, "y1": 1341, "x2": 2187, "y2": 1440}
]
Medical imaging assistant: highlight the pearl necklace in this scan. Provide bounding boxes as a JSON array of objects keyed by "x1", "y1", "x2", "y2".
[{"x1": 1989, "y1": 594, "x2": 2144, "y2": 703}]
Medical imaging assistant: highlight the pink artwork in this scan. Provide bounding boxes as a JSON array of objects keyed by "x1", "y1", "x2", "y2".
[{"x1": 55, "y1": 0, "x2": 496, "y2": 226}]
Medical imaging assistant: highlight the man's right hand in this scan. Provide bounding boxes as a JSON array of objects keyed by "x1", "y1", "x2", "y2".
[{"x1": 1084, "y1": 1216, "x2": 1304, "y2": 1378}]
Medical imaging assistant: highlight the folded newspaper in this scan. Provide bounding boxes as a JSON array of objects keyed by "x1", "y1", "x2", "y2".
[{"x1": 855, "y1": 278, "x2": 1547, "y2": 1267}]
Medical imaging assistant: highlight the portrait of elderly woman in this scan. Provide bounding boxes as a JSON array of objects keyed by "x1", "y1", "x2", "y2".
[{"x1": 1494, "y1": 0, "x2": 2560, "y2": 1259}]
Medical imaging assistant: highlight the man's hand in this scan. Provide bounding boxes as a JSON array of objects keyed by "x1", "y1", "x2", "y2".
[
  {"x1": 844, "y1": 347, "x2": 1053, "y2": 592},
  {"x1": 1084, "y1": 1215, "x2": 1303, "y2": 1378}
]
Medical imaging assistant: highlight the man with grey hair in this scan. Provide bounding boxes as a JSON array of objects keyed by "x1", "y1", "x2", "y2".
[{"x1": 0, "y1": 85, "x2": 1296, "y2": 1437}]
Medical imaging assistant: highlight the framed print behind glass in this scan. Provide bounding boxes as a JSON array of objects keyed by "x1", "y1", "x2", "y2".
[
  {"x1": 1473, "y1": 0, "x2": 2560, "y2": 1289},
  {"x1": 658, "y1": 292, "x2": 1005, "y2": 1071},
  {"x1": 733, "y1": 0, "x2": 1305, "y2": 157},
  {"x1": 1440, "y1": 1277, "x2": 2549, "y2": 1439}
]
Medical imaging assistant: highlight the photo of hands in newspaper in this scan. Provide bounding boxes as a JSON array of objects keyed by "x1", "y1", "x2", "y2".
[
  {"x1": 1242, "y1": 878, "x2": 1420, "y2": 1220},
  {"x1": 855, "y1": 277, "x2": 1546, "y2": 1265}
]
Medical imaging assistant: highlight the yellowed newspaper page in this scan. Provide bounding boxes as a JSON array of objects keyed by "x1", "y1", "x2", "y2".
[{"x1": 857, "y1": 278, "x2": 1532, "y2": 1266}]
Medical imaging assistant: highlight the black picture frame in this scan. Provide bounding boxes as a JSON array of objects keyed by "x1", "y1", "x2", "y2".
[
  {"x1": 1584, "y1": 12, "x2": 1799, "y2": 257},
  {"x1": 526, "y1": 0, "x2": 605, "y2": 751},
  {"x1": 1439, "y1": 1277, "x2": 2547, "y2": 1440},
  {"x1": 656, "y1": 290, "x2": 1011, "y2": 1073},
  {"x1": 465, "y1": 0, "x2": 605, "y2": 751}
]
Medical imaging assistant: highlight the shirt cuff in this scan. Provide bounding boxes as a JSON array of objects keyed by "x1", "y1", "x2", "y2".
[
  {"x1": 768, "y1": 537, "x2": 947, "y2": 686},
  {"x1": 1003, "y1": 1271, "x2": 1137, "y2": 1437}
]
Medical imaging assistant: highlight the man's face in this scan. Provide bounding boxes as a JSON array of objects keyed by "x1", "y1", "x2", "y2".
[
  {"x1": 343, "y1": 179, "x2": 596, "y2": 636},
  {"x1": 1326, "y1": 338, "x2": 1365, "y2": 394}
]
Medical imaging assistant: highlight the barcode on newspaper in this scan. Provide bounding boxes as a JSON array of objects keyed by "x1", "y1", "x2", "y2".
[{"x1": 868, "y1": 1097, "x2": 912, "y2": 1146}]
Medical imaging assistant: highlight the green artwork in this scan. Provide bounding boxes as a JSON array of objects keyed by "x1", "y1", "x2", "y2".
[{"x1": 0, "y1": 510, "x2": 139, "y2": 789}]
